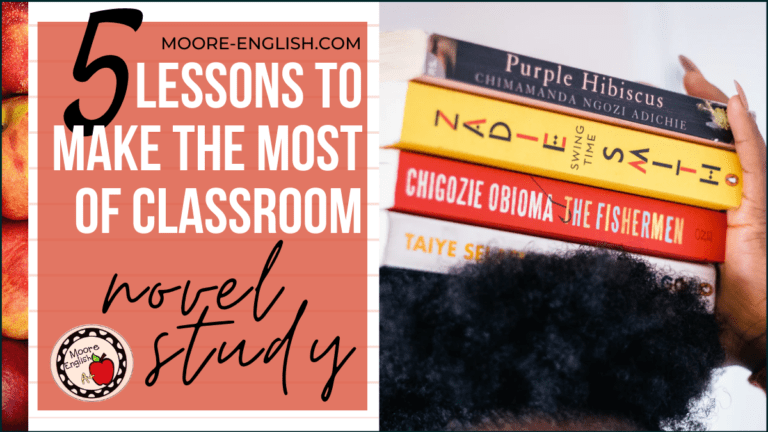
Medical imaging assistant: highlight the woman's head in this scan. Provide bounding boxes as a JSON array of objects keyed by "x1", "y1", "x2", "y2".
[{"x1": 380, "y1": 250, "x2": 725, "y2": 430}]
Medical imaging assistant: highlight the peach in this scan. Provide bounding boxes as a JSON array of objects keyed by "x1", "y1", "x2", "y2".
[
  {"x1": 2, "y1": 338, "x2": 28, "y2": 431},
  {"x1": 2, "y1": 1, "x2": 29, "y2": 95},
  {"x1": 2, "y1": 96, "x2": 28, "y2": 220},
  {"x1": 2, "y1": 219, "x2": 28, "y2": 339}
]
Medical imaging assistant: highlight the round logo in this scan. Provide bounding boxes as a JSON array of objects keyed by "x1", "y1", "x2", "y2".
[
  {"x1": 50, "y1": 324, "x2": 133, "y2": 402},
  {"x1": 725, "y1": 173, "x2": 739, "y2": 186}
]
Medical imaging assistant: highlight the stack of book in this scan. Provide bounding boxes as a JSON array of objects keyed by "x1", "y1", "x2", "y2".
[{"x1": 379, "y1": 30, "x2": 743, "y2": 311}]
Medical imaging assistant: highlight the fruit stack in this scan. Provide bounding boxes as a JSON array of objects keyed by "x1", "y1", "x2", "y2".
[{"x1": 2, "y1": 2, "x2": 30, "y2": 431}]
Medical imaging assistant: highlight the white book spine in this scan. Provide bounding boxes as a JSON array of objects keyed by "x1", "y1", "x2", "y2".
[
  {"x1": 380, "y1": 29, "x2": 430, "y2": 82},
  {"x1": 380, "y1": 211, "x2": 716, "y2": 312}
]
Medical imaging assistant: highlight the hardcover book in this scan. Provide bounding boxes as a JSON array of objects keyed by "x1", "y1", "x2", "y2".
[
  {"x1": 380, "y1": 149, "x2": 727, "y2": 263},
  {"x1": 381, "y1": 81, "x2": 743, "y2": 211},
  {"x1": 379, "y1": 210, "x2": 716, "y2": 312},
  {"x1": 382, "y1": 30, "x2": 734, "y2": 149}
]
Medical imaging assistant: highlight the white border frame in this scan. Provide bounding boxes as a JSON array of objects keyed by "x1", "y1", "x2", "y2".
[{"x1": 28, "y1": 3, "x2": 379, "y2": 430}]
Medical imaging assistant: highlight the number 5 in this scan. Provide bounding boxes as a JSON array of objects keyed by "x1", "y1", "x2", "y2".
[{"x1": 64, "y1": 9, "x2": 143, "y2": 136}]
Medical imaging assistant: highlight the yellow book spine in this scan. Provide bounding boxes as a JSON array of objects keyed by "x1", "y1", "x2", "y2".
[{"x1": 396, "y1": 82, "x2": 742, "y2": 211}]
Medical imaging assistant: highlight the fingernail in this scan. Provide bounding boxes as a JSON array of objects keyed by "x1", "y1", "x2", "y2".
[
  {"x1": 678, "y1": 55, "x2": 700, "y2": 73},
  {"x1": 734, "y1": 80, "x2": 749, "y2": 111}
]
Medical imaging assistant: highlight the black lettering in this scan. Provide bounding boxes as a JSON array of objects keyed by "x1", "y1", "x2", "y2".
[
  {"x1": 102, "y1": 273, "x2": 150, "y2": 313},
  {"x1": 310, "y1": 336, "x2": 356, "y2": 402},
  {"x1": 145, "y1": 332, "x2": 185, "y2": 386},
  {"x1": 603, "y1": 147, "x2": 624, "y2": 162},
  {"x1": 176, "y1": 307, "x2": 236, "y2": 385},
  {"x1": 162, "y1": 37, "x2": 175, "y2": 49}
]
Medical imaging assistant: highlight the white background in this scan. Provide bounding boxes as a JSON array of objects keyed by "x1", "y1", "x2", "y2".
[{"x1": 381, "y1": 2, "x2": 767, "y2": 431}]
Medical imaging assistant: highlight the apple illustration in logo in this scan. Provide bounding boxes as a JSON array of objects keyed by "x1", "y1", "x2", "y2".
[{"x1": 89, "y1": 354, "x2": 114, "y2": 386}]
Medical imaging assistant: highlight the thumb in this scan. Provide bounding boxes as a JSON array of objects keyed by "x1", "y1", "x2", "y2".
[{"x1": 728, "y1": 82, "x2": 766, "y2": 210}]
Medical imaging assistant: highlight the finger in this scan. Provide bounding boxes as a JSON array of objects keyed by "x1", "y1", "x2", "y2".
[
  {"x1": 683, "y1": 72, "x2": 729, "y2": 103},
  {"x1": 727, "y1": 88, "x2": 767, "y2": 207},
  {"x1": 679, "y1": 55, "x2": 729, "y2": 103}
]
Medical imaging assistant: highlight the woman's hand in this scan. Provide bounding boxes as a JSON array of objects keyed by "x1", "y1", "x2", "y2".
[{"x1": 680, "y1": 55, "x2": 766, "y2": 372}]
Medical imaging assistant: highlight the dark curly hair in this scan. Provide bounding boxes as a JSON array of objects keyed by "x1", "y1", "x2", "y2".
[{"x1": 380, "y1": 250, "x2": 725, "y2": 431}]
